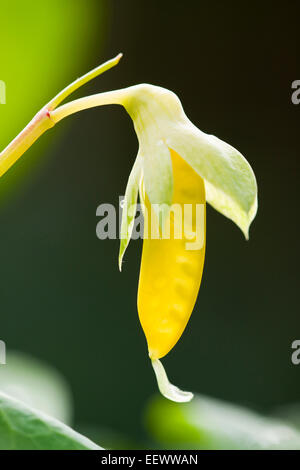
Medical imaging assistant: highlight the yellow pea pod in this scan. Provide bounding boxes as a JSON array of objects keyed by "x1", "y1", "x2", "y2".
[
  {"x1": 138, "y1": 149, "x2": 206, "y2": 360},
  {"x1": 0, "y1": 55, "x2": 257, "y2": 404}
]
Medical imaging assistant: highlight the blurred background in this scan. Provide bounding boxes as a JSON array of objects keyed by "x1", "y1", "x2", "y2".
[{"x1": 0, "y1": 0, "x2": 300, "y2": 448}]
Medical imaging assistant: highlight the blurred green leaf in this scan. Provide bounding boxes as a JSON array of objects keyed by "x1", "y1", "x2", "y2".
[
  {"x1": 145, "y1": 394, "x2": 300, "y2": 450},
  {"x1": 0, "y1": 0, "x2": 102, "y2": 147},
  {"x1": 0, "y1": 352, "x2": 73, "y2": 424},
  {"x1": 0, "y1": 0, "x2": 105, "y2": 201},
  {"x1": 0, "y1": 392, "x2": 102, "y2": 450}
]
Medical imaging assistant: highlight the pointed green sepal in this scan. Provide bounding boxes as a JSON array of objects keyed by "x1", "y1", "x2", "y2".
[
  {"x1": 119, "y1": 156, "x2": 142, "y2": 271},
  {"x1": 168, "y1": 124, "x2": 257, "y2": 238}
]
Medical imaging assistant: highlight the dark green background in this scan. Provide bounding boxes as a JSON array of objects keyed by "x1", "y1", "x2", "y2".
[{"x1": 0, "y1": 0, "x2": 299, "y2": 439}]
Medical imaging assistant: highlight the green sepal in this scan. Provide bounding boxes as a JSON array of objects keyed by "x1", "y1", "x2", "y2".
[
  {"x1": 119, "y1": 155, "x2": 142, "y2": 270},
  {"x1": 168, "y1": 123, "x2": 257, "y2": 238}
]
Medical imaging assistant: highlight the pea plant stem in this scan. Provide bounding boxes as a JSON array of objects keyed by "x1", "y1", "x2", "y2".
[
  {"x1": 50, "y1": 89, "x2": 126, "y2": 124},
  {"x1": 0, "y1": 108, "x2": 54, "y2": 178},
  {"x1": 0, "y1": 54, "x2": 123, "y2": 179}
]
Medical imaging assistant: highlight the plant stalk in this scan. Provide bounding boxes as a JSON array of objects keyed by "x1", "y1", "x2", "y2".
[
  {"x1": 0, "y1": 108, "x2": 55, "y2": 178},
  {"x1": 0, "y1": 54, "x2": 123, "y2": 179}
]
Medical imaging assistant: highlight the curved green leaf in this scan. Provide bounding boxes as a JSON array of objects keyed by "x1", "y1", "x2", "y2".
[
  {"x1": 0, "y1": 392, "x2": 102, "y2": 450},
  {"x1": 146, "y1": 394, "x2": 300, "y2": 450},
  {"x1": 0, "y1": 352, "x2": 73, "y2": 424}
]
